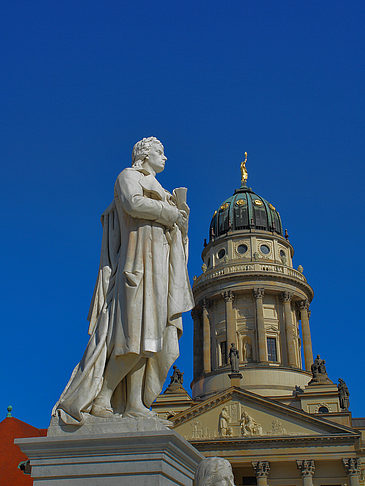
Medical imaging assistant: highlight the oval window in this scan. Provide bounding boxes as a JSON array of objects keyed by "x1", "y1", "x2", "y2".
[
  {"x1": 280, "y1": 250, "x2": 285, "y2": 257},
  {"x1": 218, "y1": 249, "x2": 226, "y2": 259},
  {"x1": 260, "y1": 244, "x2": 270, "y2": 255},
  {"x1": 237, "y1": 244, "x2": 248, "y2": 254}
]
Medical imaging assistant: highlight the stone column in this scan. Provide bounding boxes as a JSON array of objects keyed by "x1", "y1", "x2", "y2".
[
  {"x1": 297, "y1": 460, "x2": 315, "y2": 486},
  {"x1": 252, "y1": 461, "x2": 270, "y2": 486},
  {"x1": 202, "y1": 299, "x2": 211, "y2": 374},
  {"x1": 191, "y1": 308, "x2": 202, "y2": 379},
  {"x1": 223, "y1": 290, "x2": 236, "y2": 349},
  {"x1": 282, "y1": 292, "x2": 297, "y2": 367},
  {"x1": 298, "y1": 300, "x2": 314, "y2": 371},
  {"x1": 253, "y1": 289, "x2": 268, "y2": 363},
  {"x1": 343, "y1": 458, "x2": 361, "y2": 486}
]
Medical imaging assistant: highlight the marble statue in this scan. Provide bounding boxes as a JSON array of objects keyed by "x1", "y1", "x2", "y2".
[
  {"x1": 53, "y1": 137, "x2": 194, "y2": 425},
  {"x1": 229, "y1": 343, "x2": 240, "y2": 373},
  {"x1": 338, "y1": 378, "x2": 350, "y2": 410},
  {"x1": 194, "y1": 457, "x2": 236, "y2": 486}
]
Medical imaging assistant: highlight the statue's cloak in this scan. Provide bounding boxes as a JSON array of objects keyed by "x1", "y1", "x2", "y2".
[{"x1": 53, "y1": 168, "x2": 194, "y2": 425}]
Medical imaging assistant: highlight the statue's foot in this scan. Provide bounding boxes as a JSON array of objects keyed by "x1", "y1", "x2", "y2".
[
  {"x1": 90, "y1": 403, "x2": 114, "y2": 418},
  {"x1": 123, "y1": 406, "x2": 157, "y2": 419}
]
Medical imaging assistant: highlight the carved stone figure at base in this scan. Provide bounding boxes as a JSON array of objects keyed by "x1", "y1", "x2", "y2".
[
  {"x1": 194, "y1": 457, "x2": 236, "y2": 486},
  {"x1": 52, "y1": 137, "x2": 194, "y2": 425},
  {"x1": 229, "y1": 343, "x2": 240, "y2": 373}
]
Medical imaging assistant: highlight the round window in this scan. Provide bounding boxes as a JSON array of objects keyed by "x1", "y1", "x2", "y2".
[
  {"x1": 260, "y1": 244, "x2": 270, "y2": 255},
  {"x1": 318, "y1": 406, "x2": 329, "y2": 413},
  {"x1": 218, "y1": 249, "x2": 226, "y2": 259},
  {"x1": 237, "y1": 244, "x2": 248, "y2": 254}
]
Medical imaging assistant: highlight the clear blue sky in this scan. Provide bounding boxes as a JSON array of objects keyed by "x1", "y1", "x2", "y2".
[{"x1": 1, "y1": 1, "x2": 364, "y2": 427}]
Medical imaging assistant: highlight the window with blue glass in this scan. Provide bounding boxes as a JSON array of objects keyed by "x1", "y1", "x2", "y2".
[{"x1": 267, "y1": 337, "x2": 278, "y2": 362}]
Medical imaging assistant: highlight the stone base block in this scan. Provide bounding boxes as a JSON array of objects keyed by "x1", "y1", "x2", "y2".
[{"x1": 15, "y1": 430, "x2": 203, "y2": 485}]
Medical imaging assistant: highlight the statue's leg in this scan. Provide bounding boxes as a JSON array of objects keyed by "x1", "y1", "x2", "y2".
[
  {"x1": 91, "y1": 353, "x2": 140, "y2": 417},
  {"x1": 123, "y1": 357, "x2": 154, "y2": 417}
]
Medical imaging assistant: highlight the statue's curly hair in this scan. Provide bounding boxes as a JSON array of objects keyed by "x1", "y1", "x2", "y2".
[
  {"x1": 131, "y1": 136, "x2": 163, "y2": 168},
  {"x1": 194, "y1": 457, "x2": 235, "y2": 486}
]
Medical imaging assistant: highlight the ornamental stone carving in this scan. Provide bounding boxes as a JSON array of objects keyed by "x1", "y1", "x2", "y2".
[
  {"x1": 218, "y1": 407, "x2": 231, "y2": 437},
  {"x1": 309, "y1": 354, "x2": 331, "y2": 384},
  {"x1": 222, "y1": 290, "x2": 234, "y2": 302},
  {"x1": 252, "y1": 461, "x2": 270, "y2": 478},
  {"x1": 271, "y1": 418, "x2": 286, "y2": 435},
  {"x1": 282, "y1": 291, "x2": 293, "y2": 303},
  {"x1": 241, "y1": 409, "x2": 263, "y2": 436},
  {"x1": 343, "y1": 458, "x2": 360, "y2": 476},
  {"x1": 253, "y1": 288, "x2": 265, "y2": 299},
  {"x1": 229, "y1": 343, "x2": 240, "y2": 373},
  {"x1": 338, "y1": 378, "x2": 350, "y2": 410},
  {"x1": 298, "y1": 299, "x2": 309, "y2": 311},
  {"x1": 297, "y1": 460, "x2": 315, "y2": 477}
]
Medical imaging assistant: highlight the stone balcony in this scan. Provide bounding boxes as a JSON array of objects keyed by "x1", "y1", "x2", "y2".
[{"x1": 193, "y1": 261, "x2": 307, "y2": 290}]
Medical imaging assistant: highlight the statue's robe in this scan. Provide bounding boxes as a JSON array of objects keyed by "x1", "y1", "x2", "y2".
[{"x1": 53, "y1": 167, "x2": 194, "y2": 425}]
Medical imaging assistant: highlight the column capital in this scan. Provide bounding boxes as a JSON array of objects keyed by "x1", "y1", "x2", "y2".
[
  {"x1": 253, "y1": 288, "x2": 265, "y2": 299},
  {"x1": 298, "y1": 299, "x2": 309, "y2": 311},
  {"x1": 201, "y1": 298, "x2": 211, "y2": 310},
  {"x1": 343, "y1": 458, "x2": 360, "y2": 476},
  {"x1": 281, "y1": 291, "x2": 293, "y2": 303},
  {"x1": 222, "y1": 290, "x2": 234, "y2": 302},
  {"x1": 297, "y1": 460, "x2": 315, "y2": 477},
  {"x1": 252, "y1": 461, "x2": 270, "y2": 478}
]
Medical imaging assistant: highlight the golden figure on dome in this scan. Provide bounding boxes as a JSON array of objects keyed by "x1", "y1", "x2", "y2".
[{"x1": 240, "y1": 151, "x2": 248, "y2": 185}]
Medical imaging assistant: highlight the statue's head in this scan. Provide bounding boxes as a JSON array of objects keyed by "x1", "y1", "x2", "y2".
[
  {"x1": 132, "y1": 136, "x2": 166, "y2": 173},
  {"x1": 194, "y1": 457, "x2": 235, "y2": 486}
]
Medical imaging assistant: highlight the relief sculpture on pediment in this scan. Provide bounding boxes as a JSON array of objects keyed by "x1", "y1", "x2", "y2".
[
  {"x1": 240, "y1": 408, "x2": 264, "y2": 436},
  {"x1": 271, "y1": 418, "x2": 287, "y2": 435}
]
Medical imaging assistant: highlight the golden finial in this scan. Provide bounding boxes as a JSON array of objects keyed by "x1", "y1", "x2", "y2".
[{"x1": 240, "y1": 152, "x2": 248, "y2": 185}]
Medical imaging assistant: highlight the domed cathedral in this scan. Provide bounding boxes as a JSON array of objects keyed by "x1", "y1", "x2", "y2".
[
  {"x1": 191, "y1": 152, "x2": 314, "y2": 400},
  {"x1": 153, "y1": 155, "x2": 365, "y2": 486}
]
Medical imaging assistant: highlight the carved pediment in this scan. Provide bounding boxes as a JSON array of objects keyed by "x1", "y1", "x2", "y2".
[{"x1": 172, "y1": 388, "x2": 358, "y2": 442}]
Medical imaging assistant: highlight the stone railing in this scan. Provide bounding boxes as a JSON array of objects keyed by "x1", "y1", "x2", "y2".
[{"x1": 193, "y1": 262, "x2": 307, "y2": 287}]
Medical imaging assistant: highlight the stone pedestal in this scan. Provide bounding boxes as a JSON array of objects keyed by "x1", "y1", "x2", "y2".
[{"x1": 16, "y1": 416, "x2": 203, "y2": 485}]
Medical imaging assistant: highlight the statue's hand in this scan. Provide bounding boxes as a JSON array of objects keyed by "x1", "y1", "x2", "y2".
[{"x1": 176, "y1": 210, "x2": 188, "y2": 236}]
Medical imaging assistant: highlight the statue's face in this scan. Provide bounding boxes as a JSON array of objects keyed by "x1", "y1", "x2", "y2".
[
  {"x1": 214, "y1": 471, "x2": 234, "y2": 486},
  {"x1": 146, "y1": 143, "x2": 167, "y2": 174}
]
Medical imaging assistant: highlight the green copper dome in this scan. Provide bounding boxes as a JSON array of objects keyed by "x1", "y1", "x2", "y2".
[{"x1": 209, "y1": 185, "x2": 283, "y2": 240}]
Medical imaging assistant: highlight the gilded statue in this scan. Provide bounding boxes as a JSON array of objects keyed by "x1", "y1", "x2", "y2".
[{"x1": 240, "y1": 152, "x2": 248, "y2": 185}]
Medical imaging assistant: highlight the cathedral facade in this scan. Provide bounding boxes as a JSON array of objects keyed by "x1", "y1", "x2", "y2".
[{"x1": 153, "y1": 159, "x2": 365, "y2": 486}]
